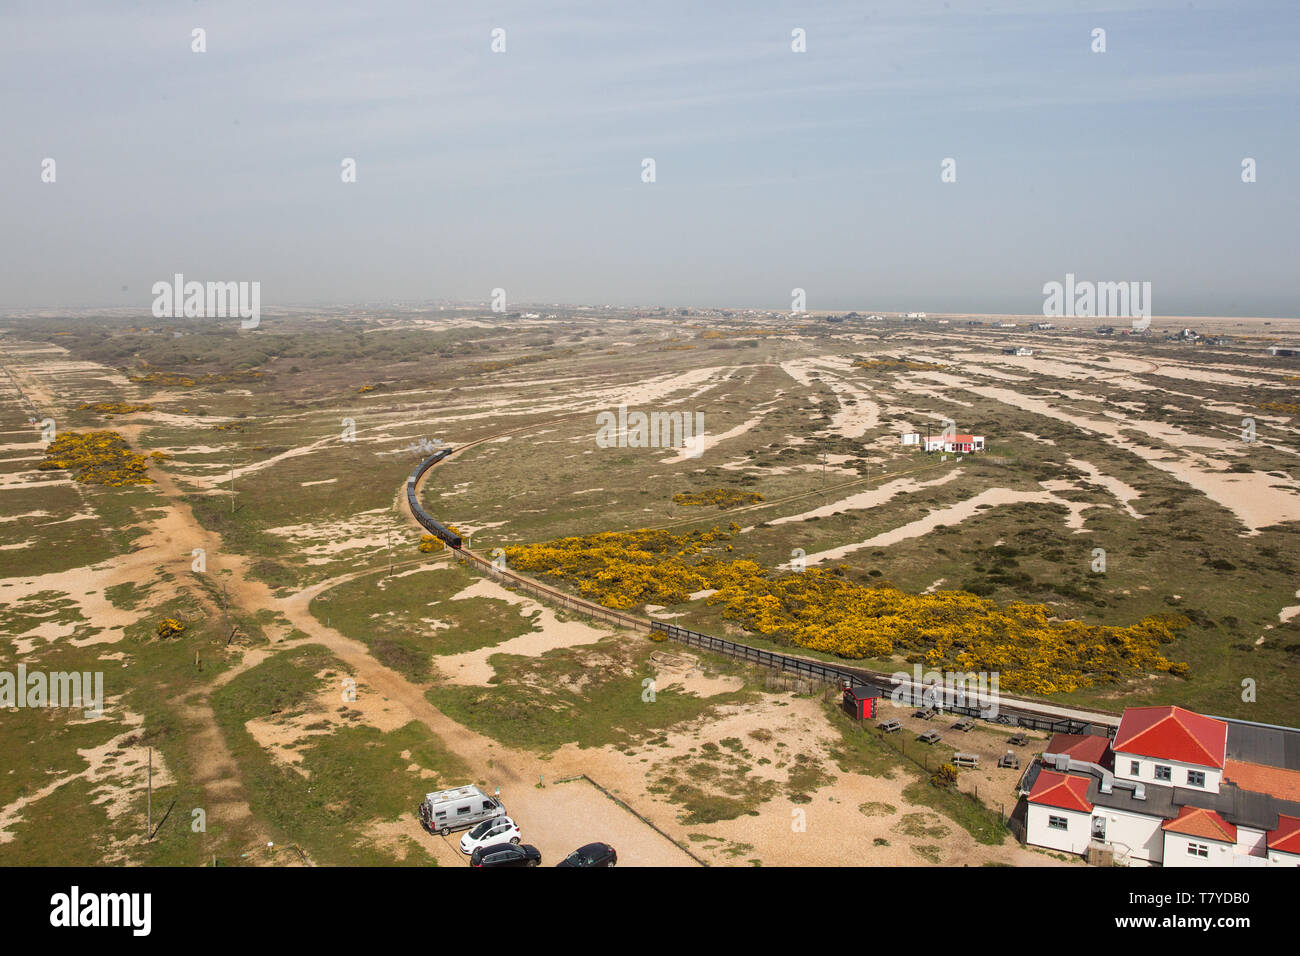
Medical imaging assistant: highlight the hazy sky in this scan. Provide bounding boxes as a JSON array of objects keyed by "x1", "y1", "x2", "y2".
[{"x1": 2, "y1": 1, "x2": 1297, "y2": 315}]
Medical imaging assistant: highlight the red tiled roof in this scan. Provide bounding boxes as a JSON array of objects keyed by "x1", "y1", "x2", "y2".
[
  {"x1": 1046, "y1": 733, "x2": 1112, "y2": 766},
  {"x1": 1113, "y1": 706, "x2": 1227, "y2": 769},
  {"x1": 1268, "y1": 815, "x2": 1300, "y2": 855},
  {"x1": 1162, "y1": 806, "x2": 1236, "y2": 843},
  {"x1": 1224, "y1": 760, "x2": 1300, "y2": 803},
  {"x1": 1027, "y1": 770, "x2": 1093, "y2": 813}
]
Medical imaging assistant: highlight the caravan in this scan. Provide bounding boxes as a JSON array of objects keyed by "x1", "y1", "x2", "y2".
[{"x1": 418, "y1": 785, "x2": 505, "y2": 836}]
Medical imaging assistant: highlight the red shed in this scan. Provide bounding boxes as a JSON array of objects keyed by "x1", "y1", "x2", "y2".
[{"x1": 843, "y1": 683, "x2": 880, "y2": 720}]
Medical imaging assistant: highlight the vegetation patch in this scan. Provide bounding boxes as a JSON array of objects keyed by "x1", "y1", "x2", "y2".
[
  {"x1": 912, "y1": 844, "x2": 943, "y2": 864},
  {"x1": 37, "y1": 431, "x2": 154, "y2": 486},
  {"x1": 852, "y1": 358, "x2": 949, "y2": 371},
  {"x1": 426, "y1": 639, "x2": 751, "y2": 753},
  {"x1": 506, "y1": 527, "x2": 1190, "y2": 694},
  {"x1": 77, "y1": 401, "x2": 153, "y2": 415},
  {"x1": 673, "y1": 489, "x2": 765, "y2": 508}
]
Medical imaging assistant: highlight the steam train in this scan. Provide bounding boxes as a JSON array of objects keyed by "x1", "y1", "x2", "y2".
[{"x1": 406, "y1": 448, "x2": 463, "y2": 549}]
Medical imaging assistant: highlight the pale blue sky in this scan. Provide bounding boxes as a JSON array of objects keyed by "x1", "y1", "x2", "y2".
[{"x1": 2, "y1": 0, "x2": 1296, "y2": 315}]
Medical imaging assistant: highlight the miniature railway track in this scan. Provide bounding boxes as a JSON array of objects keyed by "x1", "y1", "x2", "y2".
[{"x1": 404, "y1": 431, "x2": 1124, "y2": 736}]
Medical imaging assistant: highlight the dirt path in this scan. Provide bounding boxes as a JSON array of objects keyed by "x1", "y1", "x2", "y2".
[{"x1": 129, "y1": 440, "x2": 698, "y2": 864}]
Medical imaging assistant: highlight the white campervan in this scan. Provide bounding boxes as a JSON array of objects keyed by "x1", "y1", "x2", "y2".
[{"x1": 419, "y1": 785, "x2": 505, "y2": 836}]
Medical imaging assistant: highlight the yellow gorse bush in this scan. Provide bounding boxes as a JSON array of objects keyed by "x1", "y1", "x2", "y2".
[
  {"x1": 418, "y1": 525, "x2": 462, "y2": 553},
  {"x1": 129, "y1": 370, "x2": 264, "y2": 388},
  {"x1": 77, "y1": 402, "x2": 153, "y2": 415},
  {"x1": 672, "y1": 489, "x2": 764, "y2": 508},
  {"x1": 37, "y1": 431, "x2": 154, "y2": 486},
  {"x1": 505, "y1": 526, "x2": 1189, "y2": 694},
  {"x1": 156, "y1": 618, "x2": 186, "y2": 639},
  {"x1": 1258, "y1": 401, "x2": 1300, "y2": 415}
]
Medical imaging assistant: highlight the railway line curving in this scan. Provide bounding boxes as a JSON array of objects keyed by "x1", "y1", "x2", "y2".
[{"x1": 404, "y1": 439, "x2": 1123, "y2": 736}]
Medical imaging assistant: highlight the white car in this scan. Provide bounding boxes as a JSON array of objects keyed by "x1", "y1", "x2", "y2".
[{"x1": 460, "y1": 816, "x2": 520, "y2": 855}]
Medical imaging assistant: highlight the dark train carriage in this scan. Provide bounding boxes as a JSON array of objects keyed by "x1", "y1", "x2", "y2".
[{"x1": 407, "y1": 448, "x2": 462, "y2": 549}]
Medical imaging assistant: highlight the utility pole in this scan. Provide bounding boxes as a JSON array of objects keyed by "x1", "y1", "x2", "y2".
[
  {"x1": 230, "y1": 462, "x2": 235, "y2": 513},
  {"x1": 387, "y1": 523, "x2": 393, "y2": 577},
  {"x1": 147, "y1": 747, "x2": 152, "y2": 840}
]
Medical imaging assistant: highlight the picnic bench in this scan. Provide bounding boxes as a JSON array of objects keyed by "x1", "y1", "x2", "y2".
[
  {"x1": 998, "y1": 751, "x2": 1021, "y2": 770},
  {"x1": 1008, "y1": 732, "x2": 1029, "y2": 747},
  {"x1": 953, "y1": 752, "x2": 979, "y2": 769},
  {"x1": 912, "y1": 707, "x2": 938, "y2": 720},
  {"x1": 877, "y1": 718, "x2": 902, "y2": 734},
  {"x1": 952, "y1": 718, "x2": 975, "y2": 732},
  {"x1": 917, "y1": 730, "x2": 942, "y2": 745}
]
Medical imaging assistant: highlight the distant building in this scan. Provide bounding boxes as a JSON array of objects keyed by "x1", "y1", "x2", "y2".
[
  {"x1": 1029, "y1": 322, "x2": 1055, "y2": 331},
  {"x1": 1002, "y1": 347, "x2": 1033, "y2": 356},
  {"x1": 923, "y1": 433, "x2": 984, "y2": 453},
  {"x1": 900, "y1": 432, "x2": 921, "y2": 446},
  {"x1": 1268, "y1": 346, "x2": 1299, "y2": 357}
]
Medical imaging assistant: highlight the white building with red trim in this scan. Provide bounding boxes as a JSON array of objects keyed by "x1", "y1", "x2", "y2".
[
  {"x1": 920, "y1": 433, "x2": 985, "y2": 453},
  {"x1": 1023, "y1": 705, "x2": 1300, "y2": 866}
]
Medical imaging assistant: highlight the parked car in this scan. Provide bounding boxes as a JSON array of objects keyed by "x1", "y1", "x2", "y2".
[
  {"x1": 556, "y1": 842, "x2": 618, "y2": 867},
  {"x1": 470, "y1": 843, "x2": 541, "y2": 868},
  {"x1": 460, "y1": 815, "x2": 521, "y2": 855}
]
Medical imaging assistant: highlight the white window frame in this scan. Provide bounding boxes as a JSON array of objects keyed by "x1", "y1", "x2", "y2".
[
  {"x1": 1187, "y1": 842, "x2": 1209, "y2": 858},
  {"x1": 1047, "y1": 815, "x2": 1068, "y2": 831}
]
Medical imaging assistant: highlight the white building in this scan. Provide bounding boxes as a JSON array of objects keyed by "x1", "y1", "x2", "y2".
[
  {"x1": 922, "y1": 433, "x2": 985, "y2": 454},
  {"x1": 1024, "y1": 706, "x2": 1300, "y2": 867}
]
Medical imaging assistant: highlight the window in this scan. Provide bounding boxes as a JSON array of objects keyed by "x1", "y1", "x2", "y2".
[
  {"x1": 1048, "y1": 815, "x2": 1068, "y2": 831},
  {"x1": 1154, "y1": 765, "x2": 1172, "y2": 782},
  {"x1": 1187, "y1": 842, "x2": 1209, "y2": 858},
  {"x1": 1187, "y1": 770, "x2": 1205, "y2": 788},
  {"x1": 1130, "y1": 760, "x2": 1140, "y2": 775},
  {"x1": 456, "y1": 805, "x2": 471, "y2": 815}
]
